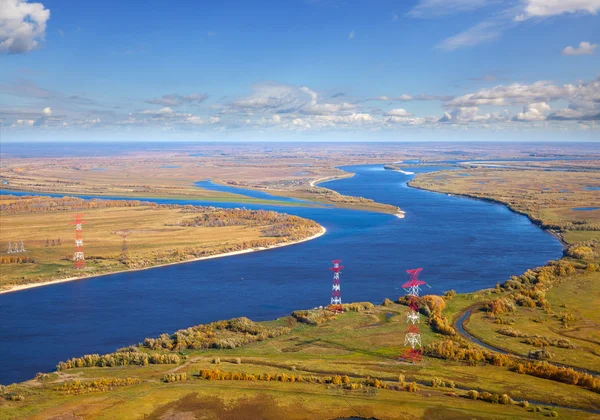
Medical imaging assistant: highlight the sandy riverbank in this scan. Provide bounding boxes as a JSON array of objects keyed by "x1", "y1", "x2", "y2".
[{"x1": 0, "y1": 226, "x2": 327, "y2": 295}]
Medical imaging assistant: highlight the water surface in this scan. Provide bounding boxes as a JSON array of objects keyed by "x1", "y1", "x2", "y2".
[{"x1": 0, "y1": 165, "x2": 562, "y2": 384}]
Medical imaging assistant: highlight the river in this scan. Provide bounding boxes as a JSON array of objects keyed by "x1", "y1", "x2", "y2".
[{"x1": 0, "y1": 164, "x2": 563, "y2": 384}]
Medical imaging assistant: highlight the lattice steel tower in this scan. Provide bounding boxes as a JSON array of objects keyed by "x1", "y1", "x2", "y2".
[
  {"x1": 72, "y1": 214, "x2": 85, "y2": 269},
  {"x1": 402, "y1": 268, "x2": 426, "y2": 363},
  {"x1": 329, "y1": 259, "x2": 343, "y2": 313}
]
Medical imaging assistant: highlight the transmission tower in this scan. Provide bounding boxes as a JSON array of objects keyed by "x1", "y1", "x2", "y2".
[
  {"x1": 72, "y1": 214, "x2": 85, "y2": 269},
  {"x1": 329, "y1": 259, "x2": 343, "y2": 313},
  {"x1": 121, "y1": 232, "x2": 129, "y2": 259},
  {"x1": 401, "y1": 268, "x2": 426, "y2": 363},
  {"x1": 19, "y1": 240, "x2": 25, "y2": 253},
  {"x1": 7, "y1": 241, "x2": 12, "y2": 254}
]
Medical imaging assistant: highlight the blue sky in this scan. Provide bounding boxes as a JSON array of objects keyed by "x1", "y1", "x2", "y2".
[{"x1": 1, "y1": 0, "x2": 599, "y2": 142}]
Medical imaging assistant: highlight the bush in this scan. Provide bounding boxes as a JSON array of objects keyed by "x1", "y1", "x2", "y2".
[
  {"x1": 405, "y1": 381, "x2": 419, "y2": 392},
  {"x1": 467, "y1": 390, "x2": 479, "y2": 400},
  {"x1": 56, "y1": 351, "x2": 179, "y2": 371},
  {"x1": 54, "y1": 377, "x2": 141, "y2": 395},
  {"x1": 444, "y1": 290, "x2": 456, "y2": 300},
  {"x1": 511, "y1": 361, "x2": 600, "y2": 393},
  {"x1": 382, "y1": 298, "x2": 393, "y2": 306},
  {"x1": 162, "y1": 373, "x2": 187, "y2": 383},
  {"x1": 213, "y1": 357, "x2": 221, "y2": 364},
  {"x1": 291, "y1": 309, "x2": 336, "y2": 325}
]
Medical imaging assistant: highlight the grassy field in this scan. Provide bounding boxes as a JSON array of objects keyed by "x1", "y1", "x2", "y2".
[
  {"x1": 1, "y1": 297, "x2": 598, "y2": 419},
  {"x1": 409, "y1": 168, "x2": 600, "y2": 243},
  {"x1": 0, "y1": 195, "x2": 322, "y2": 291},
  {"x1": 464, "y1": 269, "x2": 600, "y2": 372}
]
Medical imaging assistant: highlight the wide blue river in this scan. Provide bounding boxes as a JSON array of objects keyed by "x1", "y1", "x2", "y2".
[{"x1": 0, "y1": 164, "x2": 563, "y2": 384}]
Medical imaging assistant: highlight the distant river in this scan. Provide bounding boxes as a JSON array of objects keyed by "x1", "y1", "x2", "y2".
[{"x1": 0, "y1": 165, "x2": 563, "y2": 384}]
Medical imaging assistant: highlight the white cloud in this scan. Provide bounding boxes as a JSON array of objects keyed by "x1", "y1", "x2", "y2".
[
  {"x1": 367, "y1": 93, "x2": 449, "y2": 102},
  {"x1": 0, "y1": 0, "x2": 50, "y2": 54},
  {"x1": 408, "y1": 0, "x2": 490, "y2": 17},
  {"x1": 42, "y1": 106, "x2": 51, "y2": 116},
  {"x1": 146, "y1": 93, "x2": 208, "y2": 107},
  {"x1": 562, "y1": 41, "x2": 598, "y2": 55},
  {"x1": 437, "y1": 19, "x2": 510, "y2": 50},
  {"x1": 139, "y1": 107, "x2": 175, "y2": 116},
  {"x1": 348, "y1": 30, "x2": 355, "y2": 40},
  {"x1": 385, "y1": 108, "x2": 412, "y2": 117},
  {"x1": 513, "y1": 102, "x2": 552, "y2": 121},
  {"x1": 516, "y1": 0, "x2": 600, "y2": 20},
  {"x1": 439, "y1": 107, "x2": 506, "y2": 123},
  {"x1": 436, "y1": 1, "x2": 599, "y2": 50},
  {"x1": 446, "y1": 81, "x2": 575, "y2": 107},
  {"x1": 230, "y1": 82, "x2": 357, "y2": 117}
]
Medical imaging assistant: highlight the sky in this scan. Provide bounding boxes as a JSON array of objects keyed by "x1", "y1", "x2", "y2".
[{"x1": 0, "y1": 0, "x2": 599, "y2": 142}]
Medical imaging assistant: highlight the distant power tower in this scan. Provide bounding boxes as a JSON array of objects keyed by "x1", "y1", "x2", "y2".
[
  {"x1": 121, "y1": 231, "x2": 130, "y2": 259},
  {"x1": 401, "y1": 268, "x2": 426, "y2": 363},
  {"x1": 7, "y1": 240, "x2": 25, "y2": 253},
  {"x1": 329, "y1": 259, "x2": 343, "y2": 313},
  {"x1": 72, "y1": 214, "x2": 85, "y2": 269}
]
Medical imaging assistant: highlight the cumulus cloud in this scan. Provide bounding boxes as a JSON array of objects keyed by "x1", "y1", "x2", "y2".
[
  {"x1": 229, "y1": 82, "x2": 357, "y2": 117},
  {"x1": 348, "y1": 31, "x2": 355, "y2": 40},
  {"x1": 562, "y1": 41, "x2": 598, "y2": 55},
  {"x1": 439, "y1": 107, "x2": 507, "y2": 123},
  {"x1": 385, "y1": 108, "x2": 412, "y2": 117},
  {"x1": 367, "y1": 93, "x2": 450, "y2": 102},
  {"x1": 513, "y1": 102, "x2": 552, "y2": 121},
  {"x1": 146, "y1": 93, "x2": 209, "y2": 107},
  {"x1": 516, "y1": 0, "x2": 600, "y2": 20},
  {"x1": 0, "y1": 0, "x2": 50, "y2": 54},
  {"x1": 42, "y1": 106, "x2": 51, "y2": 116},
  {"x1": 446, "y1": 81, "x2": 574, "y2": 107}
]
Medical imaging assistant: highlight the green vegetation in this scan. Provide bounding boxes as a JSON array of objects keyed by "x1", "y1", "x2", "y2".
[{"x1": 2, "y1": 289, "x2": 598, "y2": 419}]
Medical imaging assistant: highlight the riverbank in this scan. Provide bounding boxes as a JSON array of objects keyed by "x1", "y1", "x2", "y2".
[
  {"x1": 0, "y1": 226, "x2": 326, "y2": 295},
  {"x1": 408, "y1": 168, "x2": 599, "y2": 244}
]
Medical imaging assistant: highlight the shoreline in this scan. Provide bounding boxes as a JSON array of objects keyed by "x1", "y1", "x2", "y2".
[
  {"x1": 0, "y1": 226, "x2": 327, "y2": 295},
  {"x1": 407, "y1": 180, "x2": 567, "y2": 247}
]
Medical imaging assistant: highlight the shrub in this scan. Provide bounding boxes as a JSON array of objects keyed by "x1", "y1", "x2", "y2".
[
  {"x1": 291, "y1": 309, "x2": 336, "y2": 325},
  {"x1": 497, "y1": 327, "x2": 526, "y2": 338},
  {"x1": 444, "y1": 290, "x2": 456, "y2": 300},
  {"x1": 162, "y1": 373, "x2": 187, "y2": 383},
  {"x1": 382, "y1": 298, "x2": 393, "y2": 306},
  {"x1": 485, "y1": 298, "x2": 515, "y2": 315},
  {"x1": 55, "y1": 377, "x2": 141, "y2": 395},
  {"x1": 213, "y1": 357, "x2": 221, "y2": 364},
  {"x1": 467, "y1": 390, "x2": 479, "y2": 400},
  {"x1": 405, "y1": 381, "x2": 419, "y2": 392},
  {"x1": 421, "y1": 295, "x2": 446, "y2": 315},
  {"x1": 511, "y1": 361, "x2": 600, "y2": 393}
]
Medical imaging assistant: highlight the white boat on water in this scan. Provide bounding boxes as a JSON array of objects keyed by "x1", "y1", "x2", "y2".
[{"x1": 395, "y1": 169, "x2": 415, "y2": 175}]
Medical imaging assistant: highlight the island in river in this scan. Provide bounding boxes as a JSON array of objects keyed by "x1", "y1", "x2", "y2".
[{"x1": 0, "y1": 195, "x2": 324, "y2": 292}]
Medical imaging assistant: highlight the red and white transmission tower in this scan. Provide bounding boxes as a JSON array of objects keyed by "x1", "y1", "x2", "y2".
[
  {"x1": 72, "y1": 214, "x2": 85, "y2": 269},
  {"x1": 402, "y1": 268, "x2": 426, "y2": 363},
  {"x1": 329, "y1": 259, "x2": 343, "y2": 313}
]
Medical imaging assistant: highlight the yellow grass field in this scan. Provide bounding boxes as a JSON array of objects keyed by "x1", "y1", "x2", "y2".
[{"x1": 0, "y1": 196, "x2": 323, "y2": 291}]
